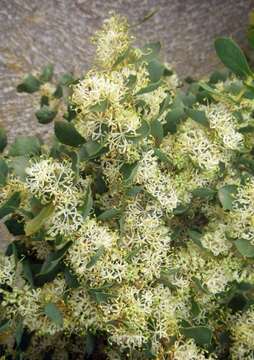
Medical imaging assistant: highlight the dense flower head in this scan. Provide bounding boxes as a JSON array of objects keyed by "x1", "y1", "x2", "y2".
[{"x1": 1, "y1": 13, "x2": 254, "y2": 360}]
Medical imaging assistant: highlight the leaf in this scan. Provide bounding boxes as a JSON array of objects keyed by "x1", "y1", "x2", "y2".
[
  {"x1": 0, "y1": 319, "x2": 10, "y2": 333},
  {"x1": 54, "y1": 120, "x2": 85, "y2": 147},
  {"x1": 35, "y1": 106, "x2": 57, "y2": 124},
  {"x1": 181, "y1": 326, "x2": 212, "y2": 346},
  {"x1": 214, "y1": 37, "x2": 252, "y2": 78},
  {"x1": 79, "y1": 186, "x2": 93, "y2": 220},
  {"x1": 164, "y1": 107, "x2": 185, "y2": 135},
  {"x1": 235, "y1": 239, "x2": 254, "y2": 258},
  {"x1": 154, "y1": 149, "x2": 172, "y2": 165},
  {"x1": 22, "y1": 259, "x2": 34, "y2": 287},
  {"x1": 0, "y1": 192, "x2": 21, "y2": 219},
  {"x1": 59, "y1": 73, "x2": 75, "y2": 86},
  {"x1": 79, "y1": 140, "x2": 106, "y2": 160},
  {"x1": 192, "y1": 276, "x2": 210, "y2": 294},
  {"x1": 53, "y1": 84, "x2": 63, "y2": 98},
  {"x1": 9, "y1": 156, "x2": 30, "y2": 180},
  {"x1": 120, "y1": 162, "x2": 139, "y2": 185},
  {"x1": 126, "y1": 185, "x2": 143, "y2": 197},
  {"x1": 185, "y1": 108, "x2": 209, "y2": 127},
  {"x1": 0, "y1": 159, "x2": 8, "y2": 186},
  {"x1": 188, "y1": 230, "x2": 203, "y2": 248},
  {"x1": 17, "y1": 74, "x2": 41, "y2": 93},
  {"x1": 9, "y1": 136, "x2": 41, "y2": 157},
  {"x1": 126, "y1": 120, "x2": 150, "y2": 142},
  {"x1": 63, "y1": 266, "x2": 79, "y2": 288},
  {"x1": 218, "y1": 185, "x2": 237, "y2": 210},
  {"x1": 15, "y1": 319, "x2": 24, "y2": 348},
  {"x1": 38, "y1": 241, "x2": 72, "y2": 276},
  {"x1": 136, "y1": 81, "x2": 162, "y2": 95},
  {"x1": 98, "y1": 208, "x2": 121, "y2": 221},
  {"x1": 40, "y1": 64, "x2": 54, "y2": 83},
  {"x1": 86, "y1": 246, "x2": 105, "y2": 269},
  {"x1": 147, "y1": 59, "x2": 165, "y2": 83},
  {"x1": 0, "y1": 127, "x2": 7, "y2": 152},
  {"x1": 25, "y1": 203, "x2": 54, "y2": 236},
  {"x1": 85, "y1": 331, "x2": 96, "y2": 356},
  {"x1": 88, "y1": 284, "x2": 116, "y2": 304},
  {"x1": 150, "y1": 118, "x2": 164, "y2": 144},
  {"x1": 192, "y1": 187, "x2": 216, "y2": 200},
  {"x1": 89, "y1": 99, "x2": 108, "y2": 112},
  {"x1": 142, "y1": 42, "x2": 161, "y2": 60},
  {"x1": 44, "y1": 303, "x2": 63, "y2": 327}
]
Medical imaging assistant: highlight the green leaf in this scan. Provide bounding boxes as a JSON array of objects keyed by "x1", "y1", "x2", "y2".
[
  {"x1": 54, "y1": 120, "x2": 85, "y2": 147},
  {"x1": 59, "y1": 73, "x2": 75, "y2": 86},
  {"x1": 142, "y1": 42, "x2": 161, "y2": 60},
  {"x1": 89, "y1": 99, "x2": 108, "y2": 112},
  {"x1": 86, "y1": 246, "x2": 105, "y2": 269},
  {"x1": 79, "y1": 140, "x2": 106, "y2": 160},
  {"x1": 188, "y1": 230, "x2": 203, "y2": 248},
  {"x1": 150, "y1": 118, "x2": 164, "y2": 144},
  {"x1": 0, "y1": 159, "x2": 8, "y2": 186},
  {"x1": 15, "y1": 319, "x2": 24, "y2": 348},
  {"x1": 0, "y1": 127, "x2": 7, "y2": 152},
  {"x1": 235, "y1": 239, "x2": 254, "y2": 258},
  {"x1": 0, "y1": 319, "x2": 10, "y2": 333},
  {"x1": 35, "y1": 106, "x2": 57, "y2": 124},
  {"x1": 192, "y1": 187, "x2": 216, "y2": 200},
  {"x1": 126, "y1": 120, "x2": 150, "y2": 143},
  {"x1": 63, "y1": 266, "x2": 79, "y2": 288},
  {"x1": 185, "y1": 108, "x2": 209, "y2": 127},
  {"x1": 17, "y1": 74, "x2": 41, "y2": 93},
  {"x1": 126, "y1": 185, "x2": 143, "y2": 197},
  {"x1": 181, "y1": 326, "x2": 212, "y2": 346},
  {"x1": 214, "y1": 37, "x2": 252, "y2": 78},
  {"x1": 218, "y1": 185, "x2": 237, "y2": 210},
  {"x1": 53, "y1": 84, "x2": 63, "y2": 98},
  {"x1": 164, "y1": 107, "x2": 185, "y2": 135},
  {"x1": 25, "y1": 203, "x2": 54, "y2": 236},
  {"x1": 79, "y1": 186, "x2": 93, "y2": 219},
  {"x1": 44, "y1": 303, "x2": 63, "y2": 327},
  {"x1": 98, "y1": 208, "x2": 121, "y2": 221},
  {"x1": 38, "y1": 241, "x2": 72, "y2": 276},
  {"x1": 120, "y1": 162, "x2": 139, "y2": 185},
  {"x1": 9, "y1": 136, "x2": 41, "y2": 157},
  {"x1": 147, "y1": 59, "x2": 165, "y2": 83},
  {"x1": 40, "y1": 64, "x2": 54, "y2": 83},
  {"x1": 154, "y1": 149, "x2": 172, "y2": 165},
  {"x1": 22, "y1": 259, "x2": 34, "y2": 287},
  {"x1": 136, "y1": 81, "x2": 162, "y2": 95},
  {"x1": 88, "y1": 284, "x2": 116, "y2": 304},
  {"x1": 192, "y1": 276, "x2": 210, "y2": 294},
  {"x1": 85, "y1": 331, "x2": 96, "y2": 357},
  {"x1": 9, "y1": 156, "x2": 30, "y2": 180},
  {"x1": 159, "y1": 94, "x2": 171, "y2": 115},
  {"x1": 0, "y1": 192, "x2": 21, "y2": 219}
]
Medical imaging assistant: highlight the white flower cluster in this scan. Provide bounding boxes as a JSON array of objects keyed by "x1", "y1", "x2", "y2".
[{"x1": 1, "y1": 13, "x2": 254, "y2": 360}]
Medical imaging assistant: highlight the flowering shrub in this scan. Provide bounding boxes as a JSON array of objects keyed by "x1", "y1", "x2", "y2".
[{"x1": 0, "y1": 14, "x2": 254, "y2": 359}]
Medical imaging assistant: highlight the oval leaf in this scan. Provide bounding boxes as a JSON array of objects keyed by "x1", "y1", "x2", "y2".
[
  {"x1": 181, "y1": 326, "x2": 212, "y2": 346},
  {"x1": 44, "y1": 303, "x2": 63, "y2": 327},
  {"x1": 17, "y1": 74, "x2": 41, "y2": 93},
  {"x1": 25, "y1": 203, "x2": 54, "y2": 236},
  {"x1": 35, "y1": 106, "x2": 57, "y2": 124},
  {"x1": 235, "y1": 239, "x2": 254, "y2": 258},
  {"x1": 54, "y1": 120, "x2": 85, "y2": 147},
  {"x1": 218, "y1": 185, "x2": 237, "y2": 210},
  {"x1": 9, "y1": 136, "x2": 41, "y2": 157},
  {"x1": 215, "y1": 37, "x2": 252, "y2": 78}
]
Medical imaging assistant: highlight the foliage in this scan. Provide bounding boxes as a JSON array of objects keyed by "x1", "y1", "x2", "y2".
[{"x1": 1, "y1": 13, "x2": 254, "y2": 360}]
